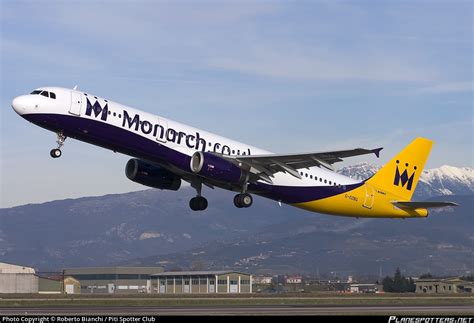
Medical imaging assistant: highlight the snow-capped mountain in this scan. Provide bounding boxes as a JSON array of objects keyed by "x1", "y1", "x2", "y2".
[
  {"x1": 337, "y1": 163, "x2": 474, "y2": 198},
  {"x1": 419, "y1": 165, "x2": 474, "y2": 197},
  {"x1": 337, "y1": 162, "x2": 380, "y2": 181}
]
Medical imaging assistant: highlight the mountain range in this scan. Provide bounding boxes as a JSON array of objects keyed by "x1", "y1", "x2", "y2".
[
  {"x1": 1, "y1": 164, "x2": 472, "y2": 276},
  {"x1": 338, "y1": 163, "x2": 474, "y2": 198}
]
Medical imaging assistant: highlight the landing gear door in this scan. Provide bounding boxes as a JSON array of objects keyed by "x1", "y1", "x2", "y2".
[
  {"x1": 156, "y1": 118, "x2": 168, "y2": 143},
  {"x1": 69, "y1": 92, "x2": 82, "y2": 116}
]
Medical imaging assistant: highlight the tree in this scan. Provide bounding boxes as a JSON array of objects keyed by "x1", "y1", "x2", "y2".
[
  {"x1": 382, "y1": 276, "x2": 394, "y2": 292},
  {"x1": 407, "y1": 278, "x2": 416, "y2": 292},
  {"x1": 382, "y1": 268, "x2": 415, "y2": 293},
  {"x1": 393, "y1": 268, "x2": 406, "y2": 292}
]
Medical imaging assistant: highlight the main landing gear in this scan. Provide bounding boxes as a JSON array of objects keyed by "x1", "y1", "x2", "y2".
[
  {"x1": 189, "y1": 196, "x2": 208, "y2": 211},
  {"x1": 233, "y1": 193, "x2": 253, "y2": 208},
  {"x1": 234, "y1": 180, "x2": 253, "y2": 208},
  {"x1": 189, "y1": 180, "x2": 208, "y2": 211},
  {"x1": 50, "y1": 131, "x2": 66, "y2": 158},
  {"x1": 188, "y1": 177, "x2": 254, "y2": 212}
]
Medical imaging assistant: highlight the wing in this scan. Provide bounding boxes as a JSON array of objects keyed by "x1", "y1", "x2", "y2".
[
  {"x1": 393, "y1": 201, "x2": 459, "y2": 209},
  {"x1": 219, "y1": 147, "x2": 383, "y2": 184}
]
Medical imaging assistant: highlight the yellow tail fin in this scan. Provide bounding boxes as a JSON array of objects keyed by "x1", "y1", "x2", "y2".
[{"x1": 367, "y1": 137, "x2": 433, "y2": 201}]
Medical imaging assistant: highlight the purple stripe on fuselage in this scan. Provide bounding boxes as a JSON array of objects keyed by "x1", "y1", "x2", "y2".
[{"x1": 22, "y1": 113, "x2": 362, "y2": 204}]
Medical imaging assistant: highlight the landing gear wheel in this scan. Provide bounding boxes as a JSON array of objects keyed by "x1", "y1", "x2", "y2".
[
  {"x1": 50, "y1": 148, "x2": 62, "y2": 158},
  {"x1": 50, "y1": 131, "x2": 66, "y2": 158},
  {"x1": 189, "y1": 196, "x2": 208, "y2": 211},
  {"x1": 189, "y1": 198, "x2": 198, "y2": 211},
  {"x1": 234, "y1": 193, "x2": 253, "y2": 208},
  {"x1": 234, "y1": 195, "x2": 243, "y2": 208}
]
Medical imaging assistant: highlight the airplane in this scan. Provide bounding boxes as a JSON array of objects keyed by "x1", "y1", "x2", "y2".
[{"x1": 11, "y1": 86, "x2": 457, "y2": 217}]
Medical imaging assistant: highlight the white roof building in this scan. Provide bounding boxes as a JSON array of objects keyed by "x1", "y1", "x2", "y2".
[
  {"x1": 0, "y1": 262, "x2": 38, "y2": 293},
  {"x1": 0, "y1": 262, "x2": 35, "y2": 274}
]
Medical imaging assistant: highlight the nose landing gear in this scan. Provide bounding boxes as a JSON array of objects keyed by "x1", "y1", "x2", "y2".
[
  {"x1": 50, "y1": 131, "x2": 66, "y2": 159},
  {"x1": 50, "y1": 148, "x2": 62, "y2": 158}
]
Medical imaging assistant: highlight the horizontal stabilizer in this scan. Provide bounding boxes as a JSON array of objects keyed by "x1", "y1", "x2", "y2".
[{"x1": 392, "y1": 201, "x2": 459, "y2": 209}]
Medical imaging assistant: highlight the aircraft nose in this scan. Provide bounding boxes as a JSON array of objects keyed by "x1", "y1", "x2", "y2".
[{"x1": 11, "y1": 96, "x2": 27, "y2": 115}]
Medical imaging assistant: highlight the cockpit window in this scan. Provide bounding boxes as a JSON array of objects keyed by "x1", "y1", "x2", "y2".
[{"x1": 30, "y1": 89, "x2": 56, "y2": 99}]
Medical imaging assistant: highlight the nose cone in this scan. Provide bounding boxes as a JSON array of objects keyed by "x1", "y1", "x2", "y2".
[{"x1": 12, "y1": 95, "x2": 27, "y2": 115}]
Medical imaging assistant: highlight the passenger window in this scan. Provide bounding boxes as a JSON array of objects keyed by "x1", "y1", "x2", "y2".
[
  {"x1": 310, "y1": 175, "x2": 313, "y2": 179},
  {"x1": 50, "y1": 92, "x2": 56, "y2": 99},
  {"x1": 324, "y1": 179, "x2": 327, "y2": 183},
  {"x1": 40, "y1": 91, "x2": 49, "y2": 97}
]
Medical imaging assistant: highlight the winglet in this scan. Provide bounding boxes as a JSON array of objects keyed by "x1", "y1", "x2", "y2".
[{"x1": 372, "y1": 147, "x2": 383, "y2": 158}]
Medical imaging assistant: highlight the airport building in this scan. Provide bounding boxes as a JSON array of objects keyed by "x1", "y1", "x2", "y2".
[
  {"x1": 150, "y1": 271, "x2": 252, "y2": 294},
  {"x1": 254, "y1": 276, "x2": 273, "y2": 285},
  {"x1": 38, "y1": 276, "x2": 62, "y2": 294},
  {"x1": 415, "y1": 278, "x2": 474, "y2": 294},
  {"x1": 285, "y1": 276, "x2": 303, "y2": 284},
  {"x1": 64, "y1": 266, "x2": 164, "y2": 294},
  {"x1": 0, "y1": 262, "x2": 38, "y2": 293},
  {"x1": 349, "y1": 283, "x2": 379, "y2": 293}
]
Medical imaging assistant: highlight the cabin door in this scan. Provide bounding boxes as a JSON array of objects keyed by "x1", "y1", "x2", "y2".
[
  {"x1": 363, "y1": 184, "x2": 375, "y2": 209},
  {"x1": 70, "y1": 92, "x2": 82, "y2": 116}
]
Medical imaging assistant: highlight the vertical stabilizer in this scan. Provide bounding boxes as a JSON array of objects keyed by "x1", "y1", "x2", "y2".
[{"x1": 367, "y1": 137, "x2": 433, "y2": 201}]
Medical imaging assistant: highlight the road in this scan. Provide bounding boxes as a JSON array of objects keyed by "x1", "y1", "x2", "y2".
[{"x1": 1, "y1": 305, "x2": 473, "y2": 315}]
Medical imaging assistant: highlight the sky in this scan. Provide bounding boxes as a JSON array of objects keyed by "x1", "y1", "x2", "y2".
[{"x1": 1, "y1": 0, "x2": 473, "y2": 208}]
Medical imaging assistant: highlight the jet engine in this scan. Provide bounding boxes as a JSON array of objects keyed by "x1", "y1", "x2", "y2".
[
  {"x1": 190, "y1": 151, "x2": 247, "y2": 184},
  {"x1": 125, "y1": 159, "x2": 181, "y2": 191}
]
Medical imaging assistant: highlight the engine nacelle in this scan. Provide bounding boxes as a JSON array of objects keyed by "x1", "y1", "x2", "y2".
[
  {"x1": 190, "y1": 151, "x2": 246, "y2": 184},
  {"x1": 125, "y1": 159, "x2": 181, "y2": 191}
]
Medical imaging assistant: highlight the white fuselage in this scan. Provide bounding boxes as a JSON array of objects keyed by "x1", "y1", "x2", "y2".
[{"x1": 12, "y1": 86, "x2": 359, "y2": 203}]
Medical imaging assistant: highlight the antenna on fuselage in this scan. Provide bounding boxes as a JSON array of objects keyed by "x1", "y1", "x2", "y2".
[{"x1": 73, "y1": 85, "x2": 78, "y2": 90}]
